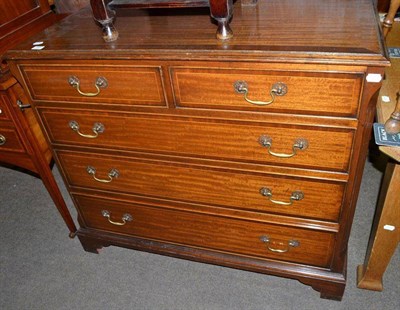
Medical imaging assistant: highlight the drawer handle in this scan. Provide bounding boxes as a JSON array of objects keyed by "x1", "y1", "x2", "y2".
[
  {"x1": 0, "y1": 134, "x2": 6, "y2": 146},
  {"x1": 68, "y1": 76, "x2": 108, "y2": 97},
  {"x1": 234, "y1": 81, "x2": 287, "y2": 106},
  {"x1": 259, "y1": 235, "x2": 300, "y2": 253},
  {"x1": 86, "y1": 166, "x2": 119, "y2": 183},
  {"x1": 259, "y1": 187, "x2": 304, "y2": 206},
  {"x1": 101, "y1": 210, "x2": 133, "y2": 226},
  {"x1": 16, "y1": 100, "x2": 31, "y2": 111},
  {"x1": 69, "y1": 120, "x2": 105, "y2": 138},
  {"x1": 258, "y1": 135, "x2": 308, "y2": 158}
]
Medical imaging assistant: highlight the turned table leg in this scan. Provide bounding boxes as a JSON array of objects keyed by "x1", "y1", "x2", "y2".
[
  {"x1": 89, "y1": 0, "x2": 260, "y2": 42},
  {"x1": 357, "y1": 161, "x2": 400, "y2": 291},
  {"x1": 209, "y1": 0, "x2": 234, "y2": 40},
  {"x1": 90, "y1": 0, "x2": 119, "y2": 42}
]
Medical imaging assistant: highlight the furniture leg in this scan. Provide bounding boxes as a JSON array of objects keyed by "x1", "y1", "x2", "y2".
[
  {"x1": 90, "y1": 0, "x2": 119, "y2": 42},
  {"x1": 302, "y1": 280, "x2": 346, "y2": 301},
  {"x1": 209, "y1": 0, "x2": 234, "y2": 40},
  {"x1": 319, "y1": 283, "x2": 346, "y2": 301},
  {"x1": 357, "y1": 161, "x2": 400, "y2": 291},
  {"x1": 36, "y1": 163, "x2": 78, "y2": 238},
  {"x1": 23, "y1": 117, "x2": 78, "y2": 237},
  {"x1": 77, "y1": 234, "x2": 104, "y2": 253}
]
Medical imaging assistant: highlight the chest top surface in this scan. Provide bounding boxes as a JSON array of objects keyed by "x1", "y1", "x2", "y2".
[{"x1": 5, "y1": 0, "x2": 389, "y2": 66}]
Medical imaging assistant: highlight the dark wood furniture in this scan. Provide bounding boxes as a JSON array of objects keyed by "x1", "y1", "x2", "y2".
[
  {"x1": 0, "y1": 0, "x2": 77, "y2": 237},
  {"x1": 357, "y1": 22, "x2": 400, "y2": 291},
  {"x1": 6, "y1": 0, "x2": 389, "y2": 300},
  {"x1": 89, "y1": 0, "x2": 257, "y2": 42}
]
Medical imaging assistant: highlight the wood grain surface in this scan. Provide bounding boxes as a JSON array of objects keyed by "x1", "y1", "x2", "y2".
[
  {"x1": 5, "y1": 0, "x2": 388, "y2": 65},
  {"x1": 5, "y1": 0, "x2": 389, "y2": 300}
]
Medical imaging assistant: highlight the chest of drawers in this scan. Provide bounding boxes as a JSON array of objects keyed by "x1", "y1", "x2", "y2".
[{"x1": 6, "y1": 0, "x2": 389, "y2": 300}]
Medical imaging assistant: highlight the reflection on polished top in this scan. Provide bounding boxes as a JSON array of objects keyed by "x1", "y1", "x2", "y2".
[{"x1": 6, "y1": 0, "x2": 388, "y2": 65}]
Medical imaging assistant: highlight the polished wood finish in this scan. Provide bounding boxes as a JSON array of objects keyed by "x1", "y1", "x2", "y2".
[
  {"x1": 0, "y1": 0, "x2": 77, "y2": 236},
  {"x1": 0, "y1": 0, "x2": 61, "y2": 59},
  {"x1": 21, "y1": 64, "x2": 166, "y2": 105},
  {"x1": 38, "y1": 107, "x2": 355, "y2": 171},
  {"x1": 171, "y1": 67, "x2": 363, "y2": 117},
  {"x1": 357, "y1": 23, "x2": 400, "y2": 291},
  {"x1": 6, "y1": 0, "x2": 389, "y2": 301},
  {"x1": 74, "y1": 193, "x2": 336, "y2": 267},
  {"x1": 57, "y1": 149, "x2": 345, "y2": 222}
]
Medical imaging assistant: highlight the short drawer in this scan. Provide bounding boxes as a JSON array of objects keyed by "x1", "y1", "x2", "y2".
[
  {"x1": 0, "y1": 94, "x2": 12, "y2": 121},
  {"x1": 171, "y1": 67, "x2": 363, "y2": 117},
  {"x1": 74, "y1": 194, "x2": 335, "y2": 268},
  {"x1": 41, "y1": 109, "x2": 354, "y2": 172},
  {"x1": 19, "y1": 64, "x2": 167, "y2": 106},
  {"x1": 58, "y1": 150, "x2": 344, "y2": 221},
  {"x1": 0, "y1": 127, "x2": 26, "y2": 153}
]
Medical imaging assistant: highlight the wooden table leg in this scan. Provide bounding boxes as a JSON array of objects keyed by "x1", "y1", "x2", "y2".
[
  {"x1": 357, "y1": 161, "x2": 400, "y2": 291},
  {"x1": 209, "y1": 0, "x2": 234, "y2": 40},
  {"x1": 90, "y1": 0, "x2": 119, "y2": 42}
]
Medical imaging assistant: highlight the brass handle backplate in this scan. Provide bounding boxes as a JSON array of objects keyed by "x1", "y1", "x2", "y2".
[
  {"x1": 0, "y1": 134, "x2": 6, "y2": 146},
  {"x1": 87, "y1": 166, "x2": 119, "y2": 183},
  {"x1": 69, "y1": 120, "x2": 105, "y2": 138},
  {"x1": 68, "y1": 75, "x2": 108, "y2": 97},
  {"x1": 259, "y1": 187, "x2": 304, "y2": 206},
  {"x1": 101, "y1": 210, "x2": 133, "y2": 226},
  {"x1": 259, "y1": 235, "x2": 300, "y2": 253},
  {"x1": 234, "y1": 81, "x2": 288, "y2": 105},
  {"x1": 258, "y1": 135, "x2": 308, "y2": 158}
]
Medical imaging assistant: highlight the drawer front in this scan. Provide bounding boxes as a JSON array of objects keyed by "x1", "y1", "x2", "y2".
[
  {"x1": 58, "y1": 150, "x2": 344, "y2": 221},
  {"x1": 20, "y1": 64, "x2": 167, "y2": 106},
  {"x1": 41, "y1": 110, "x2": 354, "y2": 172},
  {"x1": 171, "y1": 67, "x2": 363, "y2": 117},
  {"x1": 0, "y1": 127, "x2": 26, "y2": 153},
  {"x1": 0, "y1": 94, "x2": 12, "y2": 121},
  {"x1": 74, "y1": 194, "x2": 335, "y2": 267}
]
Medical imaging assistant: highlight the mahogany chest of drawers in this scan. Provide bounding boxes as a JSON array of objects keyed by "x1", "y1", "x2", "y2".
[{"x1": 6, "y1": 0, "x2": 389, "y2": 300}]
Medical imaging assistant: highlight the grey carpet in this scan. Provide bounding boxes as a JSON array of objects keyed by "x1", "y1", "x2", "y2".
[{"x1": 1, "y1": 155, "x2": 399, "y2": 310}]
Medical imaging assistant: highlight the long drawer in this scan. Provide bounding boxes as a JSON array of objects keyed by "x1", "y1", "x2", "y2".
[
  {"x1": 41, "y1": 109, "x2": 354, "y2": 172},
  {"x1": 171, "y1": 67, "x2": 363, "y2": 117},
  {"x1": 73, "y1": 194, "x2": 335, "y2": 268},
  {"x1": 57, "y1": 150, "x2": 345, "y2": 221},
  {"x1": 19, "y1": 64, "x2": 167, "y2": 106}
]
